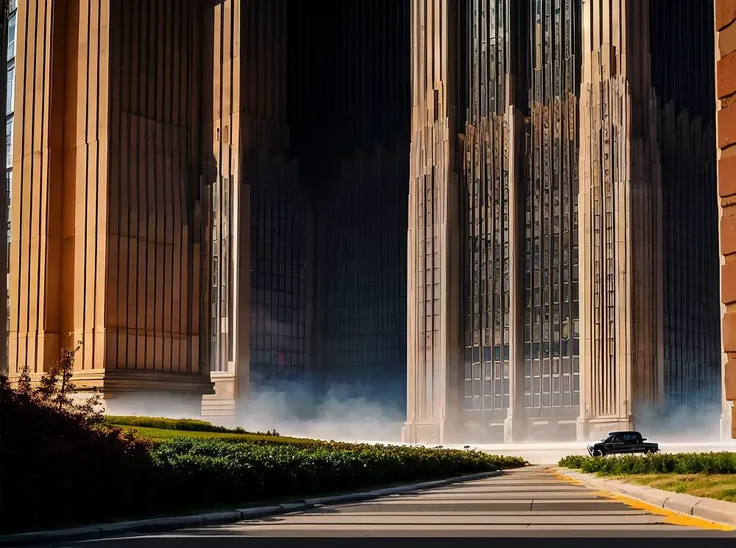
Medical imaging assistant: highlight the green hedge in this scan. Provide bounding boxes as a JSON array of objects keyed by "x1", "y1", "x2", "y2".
[
  {"x1": 6, "y1": 384, "x2": 527, "y2": 534},
  {"x1": 150, "y1": 438, "x2": 527, "y2": 508},
  {"x1": 559, "y1": 452, "x2": 736, "y2": 475}
]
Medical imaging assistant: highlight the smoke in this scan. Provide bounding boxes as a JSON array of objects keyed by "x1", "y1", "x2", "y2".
[
  {"x1": 103, "y1": 392, "x2": 206, "y2": 420},
  {"x1": 633, "y1": 403, "x2": 727, "y2": 443},
  {"x1": 103, "y1": 375, "x2": 407, "y2": 443},
  {"x1": 236, "y1": 379, "x2": 405, "y2": 442}
]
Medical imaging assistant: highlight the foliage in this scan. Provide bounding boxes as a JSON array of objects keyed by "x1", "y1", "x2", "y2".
[
  {"x1": 148, "y1": 438, "x2": 526, "y2": 509},
  {"x1": 2, "y1": 354, "x2": 526, "y2": 534},
  {"x1": 105, "y1": 415, "x2": 281, "y2": 437},
  {"x1": 1, "y1": 346, "x2": 156, "y2": 534},
  {"x1": 558, "y1": 452, "x2": 736, "y2": 475}
]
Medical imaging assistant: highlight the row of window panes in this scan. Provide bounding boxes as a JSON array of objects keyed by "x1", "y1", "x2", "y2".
[
  {"x1": 524, "y1": 392, "x2": 579, "y2": 408},
  {"x1": 524, "y1": 356, "x2": 580, "y2": 375},
  {"x1": 464, "y1": 379, "x2": 511, "y2": 398},
  {"x1": 327, "y1": 336, "x2": 404, "y2": 351},
  {"x1": 463, "y1": 361, "x2": 510, "y2": 381},
  {"x1": 524, "y1": 339, "x2": 579, "y2": 358},
  {"x1": 328, "y1": 321, "x2": 405, "y2": 337},
  {"x1": 251, "y1": 333, "x2": 306, "y2": 352},
  {"x1": 464, "y1": 345, "x2": 510, "y2": 362},
  {"x1": 326, "y1": 350, "x2": 405, "y2": 367},
  {"x1": 7, "y1": 10, "x2": 15, "y2": 62},
  {"x1": 523, "y1": 374, "x2": 579, "y2": 394},
  {"x1": 463, "y1": 395, "x2": 511, "y2": 411},
  {"x1": 327, "y1": 299, "x2": 404, "y2": 315},
  {"x1": 6, "y1": 118, "x2": 11, "y2": 168}
]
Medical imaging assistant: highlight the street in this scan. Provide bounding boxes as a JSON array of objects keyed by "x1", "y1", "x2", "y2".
[{"x1": 52, "y1": 466, "x2": 735, "y2": 546}]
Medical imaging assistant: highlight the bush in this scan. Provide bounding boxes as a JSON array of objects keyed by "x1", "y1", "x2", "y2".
[
  {"x1": 149, "y1": 438, "x2": 526, "y2": 509},
  {"x1": 1, "y1": 354, "x2": 158, "y2": 534},
  {"x1": 105, "y1": 415, "x2": 281, "y2": 437},
  {"x1": 558, "y1": 452, "x2": 736, "y2": 475},
  {"x1": 2, "y1": 352, "x2": 527, "y2": 534}
]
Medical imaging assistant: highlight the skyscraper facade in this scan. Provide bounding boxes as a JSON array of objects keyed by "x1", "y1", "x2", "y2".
[
  {"x1": 4, "y1": 0, "x2": 725, "y2": 442},
  {"x1": 404, "y1": 0, "x2": 722, "y2": 443}
]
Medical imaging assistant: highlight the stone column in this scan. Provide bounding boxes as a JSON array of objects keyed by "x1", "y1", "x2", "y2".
[
  {"x1": 10, "y1": 0, "x2": 214, "y2": 414},
  {"x1": 577, "y1": 0, "x2": 664, "y2": 440},
  {"x1": 405, "y1": 0, "x2": 462, "y2": 444},
  {"x1": 715, "y1": 0, "x2": 736, "y2": 440}
]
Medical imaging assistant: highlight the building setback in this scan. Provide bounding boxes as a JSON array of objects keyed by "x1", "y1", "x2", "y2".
[{"x1": 4, "y1": 0, "x2": 726, "y2": 442}]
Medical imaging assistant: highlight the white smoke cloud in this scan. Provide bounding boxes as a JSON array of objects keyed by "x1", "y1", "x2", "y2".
[{"x1": 236, "y1": 379, "x2": 405, "y2": 442}]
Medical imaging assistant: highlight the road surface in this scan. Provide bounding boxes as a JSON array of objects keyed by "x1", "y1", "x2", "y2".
[{"x1": 56, "y1": 466, "x2": 734, "y2": 546}]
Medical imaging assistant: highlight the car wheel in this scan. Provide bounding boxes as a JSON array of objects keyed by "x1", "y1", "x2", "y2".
[{"x1": 592, "y1": 448, "x2": 604, "y2": 457}]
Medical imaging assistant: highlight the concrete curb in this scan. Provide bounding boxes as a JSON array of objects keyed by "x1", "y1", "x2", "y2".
[
  {"x1": 0, "y1": 470, "x2": 503, "y2": 546},
  {"x1": 554, "y1": 467, "x2": 736, "y2": 527}
]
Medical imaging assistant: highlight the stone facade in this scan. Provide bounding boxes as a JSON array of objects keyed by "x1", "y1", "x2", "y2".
[
  {"x1": 716, "y1": 0, "x2": 736, "y2": 439},
  {"x1": 4, "y1": 1, "x2": 729, "y2": 439},
  {"x1": 404, "y1": 0, "x2": 722, "y2": 443}
]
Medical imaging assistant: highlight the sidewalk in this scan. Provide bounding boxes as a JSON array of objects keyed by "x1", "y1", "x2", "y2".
[{"x1": 554, "y1": 467, "x2": 736, "y2": 528}]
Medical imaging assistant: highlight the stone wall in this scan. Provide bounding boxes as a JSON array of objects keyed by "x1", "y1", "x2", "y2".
[{"x1": 716, "y1": 0, "x2": 736, "y2": 438}]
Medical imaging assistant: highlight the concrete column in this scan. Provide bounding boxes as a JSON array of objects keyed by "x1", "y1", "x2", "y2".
[
  {"x1": 405, "y1": 0, "x2": 462, "y2": 444},
  {"x1": 506, "y1": 105, "x2": 526, "y2": 443},
  {"x1": 10, "y1": 0, "x2": 214, "y2": 413},
  {"x1": 577, "y1": 0, "x2": 664, "y2": 439}
]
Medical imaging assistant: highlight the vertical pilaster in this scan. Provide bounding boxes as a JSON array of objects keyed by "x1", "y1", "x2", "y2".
[
  {"x1": 10, "y1": 0, "x2": 213, "y2": 413},
  {"x1": 201, "y1": 0, "x2": 245, "y2": 419},
  {"x1": 0, "y1": 0, "x2": 9, "y2": 375},
  {"x1": 405, "y1": 0, "x2": 461, "y2": 444},
  {"x1": 577, "y1": 0, "x2": 663, "y2": 439},
  {"x1": 10, "y1": 0, "x2": 70, "y2": 377}
]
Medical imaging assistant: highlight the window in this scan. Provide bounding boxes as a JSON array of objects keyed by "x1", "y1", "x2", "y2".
[
  {"x1": 6, "y1": 65, "x2": 13, "y2": 115},
  {"x1": 7, "y1": 13, "x2": 15, "y2": 61},
  {"x1": 5, "y1": 119, "x2": 11, "y2": 168}
]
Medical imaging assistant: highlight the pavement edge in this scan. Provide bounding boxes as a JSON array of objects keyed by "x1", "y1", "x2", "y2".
[
  {"x1": 551, "y1": 466, "x2": 736, "y2": 531},
  {"x1": 0, "y1": 470, "x2": 504, "y2": 546}
]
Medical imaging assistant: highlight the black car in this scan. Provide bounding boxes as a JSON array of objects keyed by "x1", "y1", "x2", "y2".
[{"x1": 586, "y1": 430, "x2": 659, "y2": 457}]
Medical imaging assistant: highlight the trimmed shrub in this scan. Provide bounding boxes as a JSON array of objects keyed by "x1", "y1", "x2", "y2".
[
  {"x1": 149, "y1": 438, "x2": 526, "y2": 508},
  {"x1": 558, "y1": 452, "x2": 736, "y2": 475},
  {"x1": 3, "y1": 360, "x2": 527, "y2": 534}
]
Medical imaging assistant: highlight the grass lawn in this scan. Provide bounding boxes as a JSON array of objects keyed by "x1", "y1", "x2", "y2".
[
  {"x1": 614, "y1": 474, "x2": 736, "y2": 503},
  {"x1": 124, "y1": 425, "x2": 261, "y2": 441}
]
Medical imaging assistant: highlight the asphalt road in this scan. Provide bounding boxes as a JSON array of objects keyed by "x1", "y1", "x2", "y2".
[{"x1": 54, "y1": 466, "x2": 735, "y2": 547}]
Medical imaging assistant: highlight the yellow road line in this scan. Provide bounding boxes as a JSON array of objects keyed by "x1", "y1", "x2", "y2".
[{"x1": 548, "y1": 469, "x2": 734, "y2": 531}]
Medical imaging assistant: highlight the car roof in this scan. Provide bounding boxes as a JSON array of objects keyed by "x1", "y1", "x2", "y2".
[{"x1": 608, "y1": 430, "x2": 641, "y2": 436}]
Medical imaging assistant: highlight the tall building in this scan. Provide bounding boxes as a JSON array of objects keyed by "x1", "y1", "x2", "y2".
[
  {"x1": 716, "y1": 0, "x2": 736, "y2": 440},
  {"x1": 405, "y1": 0, "x2": 722, "y2": 443},
  {"x1": 5, "y1": 0, "x2": 727, "y2": 442}
]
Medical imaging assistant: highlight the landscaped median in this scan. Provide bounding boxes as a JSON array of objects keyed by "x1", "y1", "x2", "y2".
[
  {"x1": 2, "y1": 371, "x2": 527, "y2": 537},
  {"x1": 557, "y1": 453, "x2": 736, "y2": 527}
]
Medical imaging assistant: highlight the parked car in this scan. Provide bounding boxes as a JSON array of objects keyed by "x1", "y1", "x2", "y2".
[{"x1": 586, "y1": 430, "x2": 659, "y2": 457}]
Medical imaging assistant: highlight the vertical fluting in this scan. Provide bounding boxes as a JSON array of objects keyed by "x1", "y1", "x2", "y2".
[
  {"x1": 521, "y1": 0, "x2": 581, "y2": 426},
  {"x1": 578, "y1": 0, "x2": 663, "y2": 433},
  {"x1": 406, "y1": 0, "x2": 462, "y2": 443}
]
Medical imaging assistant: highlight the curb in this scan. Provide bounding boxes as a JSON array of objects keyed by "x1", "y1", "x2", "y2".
[
  {"x1": 0, "y1": 470, "x2": 502, "y2": 546},
  {"x1": 554, "y1": 467, "x2": 736, "y2": 528}
]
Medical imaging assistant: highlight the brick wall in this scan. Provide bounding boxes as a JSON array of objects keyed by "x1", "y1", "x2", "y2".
[{"x1": 716, "y1": 0, "x2": 736, "y2": 438}]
